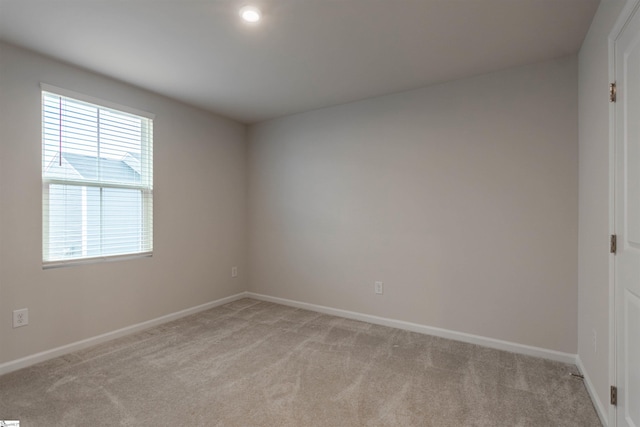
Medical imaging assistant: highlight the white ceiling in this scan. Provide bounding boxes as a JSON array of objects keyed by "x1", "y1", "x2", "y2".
[{"x1": 0, "y1": 0, "x2": 599, "y2": 124}]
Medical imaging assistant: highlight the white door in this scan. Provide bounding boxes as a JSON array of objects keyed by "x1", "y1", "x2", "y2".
[{"x1": 615, "y1": 3, "x2": 640, "y2": 427}]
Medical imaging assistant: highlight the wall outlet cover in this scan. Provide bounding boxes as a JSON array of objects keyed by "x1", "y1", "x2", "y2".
[
  {"x1": 375, "y1": 281, "x2": 383, "y2": 295},
  {"x1": 13, "y1": 308, "x2": 29, "y2": 328}
]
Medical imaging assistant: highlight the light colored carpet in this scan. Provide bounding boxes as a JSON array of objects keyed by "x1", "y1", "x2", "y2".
[{"x1": 0, "y1": 298, "x2": 600, "y2": 426}]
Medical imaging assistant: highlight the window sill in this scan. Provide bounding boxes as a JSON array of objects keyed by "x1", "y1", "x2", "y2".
[{"x1": 43, "y1": 252, "x2": 153, "y2": 269}]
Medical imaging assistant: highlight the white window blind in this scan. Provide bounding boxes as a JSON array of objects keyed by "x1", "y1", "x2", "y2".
[{"x1": 42, "y1": 86, "x2": 153, "y2": 266}]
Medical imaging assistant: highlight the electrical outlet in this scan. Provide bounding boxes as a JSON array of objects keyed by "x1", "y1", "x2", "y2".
[
  {"x1": 231, "y1": 266, "x2": 238, "y2": 278},
  {"x1": 592, "y1": 329, "x2": 597, "y2": 354},
  {"x1": 13, "y1": 308, "x2": 28, "y2": 328},
  {"x1": 374, "y1": 281, "x2": 383, "y2": 295}
]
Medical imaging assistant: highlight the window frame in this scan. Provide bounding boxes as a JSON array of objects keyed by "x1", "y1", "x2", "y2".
[{"x1": 41, "y1": 84, "x2": 155, "y2": 268}]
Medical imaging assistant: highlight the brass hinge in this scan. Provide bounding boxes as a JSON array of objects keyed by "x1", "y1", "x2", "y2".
[
  {"x1": 611, "y1": 385, "x2": 617, "y2": 406},
  {"x1": 610, "y1": 82, "x2": 617, "y2": 103},
  {"x1": 610, "y1": 234, "x2": 617, "y2": 254}
]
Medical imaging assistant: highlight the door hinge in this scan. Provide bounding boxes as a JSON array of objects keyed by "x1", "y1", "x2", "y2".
[
  {"x1": 611, "y1": 385, "x2": 617, "y2": 406},
  {"x1": 610, "y1": 234, "x2": 617, "y2": 254},
  {"x1": 610, "y1": 82, "x2": 617, "y2": 103}
]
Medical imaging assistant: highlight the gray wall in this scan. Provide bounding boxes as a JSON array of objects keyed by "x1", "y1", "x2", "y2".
[
  {"x1": 577, "y1": 0, "x2": 626, "y2": 412},
  {"x1": 0, "y1": 42, "x2": 247, "y2": 365},
  {"x1": 248, "y1": 56, "x2": 579, "y2": 353}
]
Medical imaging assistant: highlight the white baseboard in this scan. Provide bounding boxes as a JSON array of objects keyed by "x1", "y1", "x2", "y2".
[
  {"x1": 0, "y1": 292, "x2": 248, "y2": 376},
  {"x1": 1, "y1": 291, "x2": 578, "y2": 377},
  {"x1": 576, "y1": 355, "x2": 609, "y2": 426},
  {"x1": 247, "y1": 292, "x2": 577, "y2": 365}
]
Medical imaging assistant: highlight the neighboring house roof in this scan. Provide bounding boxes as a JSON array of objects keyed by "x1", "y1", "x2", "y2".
[
  {"x1": 46, "y1": 152, "x2": 140, "y2": 183},
  {"x1": 121, "y1": 152, "x2": 142, "y2": 175}
]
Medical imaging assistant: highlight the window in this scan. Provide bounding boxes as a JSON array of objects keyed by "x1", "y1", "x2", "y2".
[{"x1": 41, "y1": 85, "x2": 153, "y2": 266}]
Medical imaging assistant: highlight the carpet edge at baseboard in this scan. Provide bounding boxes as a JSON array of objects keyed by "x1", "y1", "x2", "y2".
[
  {"x1": 246, "y1": 292, "x2": 578, "y2": 365},
  {"x1": 1, "y1": 291, "x2": 578, "y2": 378},
  {"x1": 0, "y1": 292, "x2": 250, "y2": 376}
]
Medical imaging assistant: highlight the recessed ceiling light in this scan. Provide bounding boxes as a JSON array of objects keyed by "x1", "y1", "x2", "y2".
[{"x1": 239, "y1": 6, "x2": 261, "y2": 23}]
